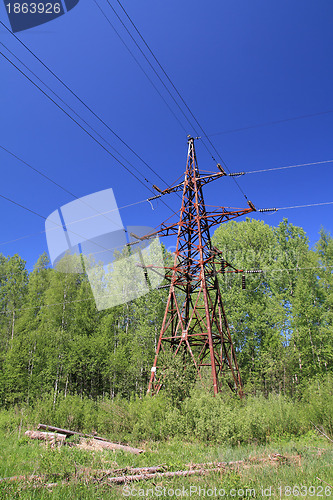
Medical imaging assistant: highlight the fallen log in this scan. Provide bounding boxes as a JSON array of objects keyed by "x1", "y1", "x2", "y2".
[
  {"x1": 0, "y1": 473, "x2": 62, "y2": 483},
  {"x1": 37, "y1": 424, "x2": 108, "y2": 442},
  {"x1": 125, "y1": 466, "x2": 165, "y2": 474},
  {"x1": 37, "y1": 424, "x2": 143, "y2": 453},
  {"x1": 185, "y1": 460, "x2": 244, "y2": 469},
  {"x1": 98, "y1": 465, "x2": 166, "y2": 477},
  {"x1": 83, "y1": 438, "x2": 144, "y2": 455},
  {"x1": 0, "y1": 474, "x2": 39, "y2": 483},
  {"x1": 107, "y1": 468, "x2": 221, "y2": 485},
  {"x1": 25, "y1": 430, "x2": 67, "y2": 445}
]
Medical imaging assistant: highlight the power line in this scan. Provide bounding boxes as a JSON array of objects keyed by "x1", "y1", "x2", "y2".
[
  {"x1": 0, "y1": 47, "x2": 180, "y2": 220},
  {"x1": 0, "y1": 230, "x2": 47, "y2": 248},
  {"x1": 0, "y1": 48, "x2": 152, "y2": 193},
  {"x1": 1, "y1": 138, "x2": 332, "y2": 250},
  {"x1": 104, "y1": 0, "x2": 249, "y2": 202},
  {"x1": 112, "y1": 0, "x2": 207, "y2": 137},
  {"x1": 0, "y1": 59, "x2": 148, "y2": 232},
  {"x1": 102, "y1": 0, "x2": 196, "y2": 134},
  {"x1": 0, "y1": 191, "x2": 161, "y2": 250},
  {"x1": 278, "y1": 201, "x2": 333, "y2": 211},
  {"x1": 0, "y1": 190, "x2": 331, "y2": 258},
  {"x1": 2, "y1": 246, "x2": 333, "y2": 282},
  {"x1": 0, "y1": 49, "x2": 161, "y2": 237},
  {"x1": 0, "y1": 186, "x2": 146, "y2": 257},
  {"x1": 0, "y1": 144, "x2": 81, "y2": 200},
  {"x1": 1, "y1": 146, "x2": 333, "y2": 249},
  {"x1": 0, "y1": 190, "x2": 116, "y2": 255},
  {"x1": 0, "y1": 141, "x2": 132, "y2": 235},
  {"x1": 0, "y1": 193, "x2": 45, "y2": 220},
  {"x1": 0, "y1": 145, "x2": 152, "y2": 237},
  {"x1": 1, "y1": 263, "x2": 332, "y2": 316},
  {"x1": 93, "y1": 0, "x2": 188, "y2": 136},
  {"x1": 262, "y1": 265, "x2": 333, "y2": 273},
  {"x1": 208, "y1": 109, "x2": 333, "y2": 137},
  {"x1": 0, "y1": 74, "x2": 132, "y2": 235},
  {"x1": 0, "y1": 195, "x2": 160, "y2": 279},
  {"x1": 0, "y1": 30, "x2": 180, "y2": 217},
  {"x1": 1, "y1": 24, "x2": 332, "y2": 267},
  {"x1": 42, "y1": 199, "x2": 150, "y2": 239},
  {"x1": 0, "y1": 41, "x2": 152, "y2": 187},
  {"x1": 1, "y1": 8, "x2": 248, "y2": 205},
  {"x1": 1, "y1": 188, "x2": 333, "y2": 278},
  {"x1": 246, "y1": 159, "x2": 333, "y2": 175},
  {"x1": 0, "y1": 196, "x2": 167, "y2": 280},
  {"x1": 0, "y1": 20, "x2": 171, "y2": 190}
]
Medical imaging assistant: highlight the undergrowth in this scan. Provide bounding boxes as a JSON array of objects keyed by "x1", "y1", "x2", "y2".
[{"x1": 0, "y1": 375, "x2": 331, "y2": 446}]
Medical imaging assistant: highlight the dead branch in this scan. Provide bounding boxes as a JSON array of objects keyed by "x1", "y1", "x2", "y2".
[
  {"x1": 316, "y1": 477, "x2": 332, "y2": 488},
  {"x1": 311, "y1": 422, "x2": 333, "y2": 443},
  {"x1": 37, "y1": 424, "x2": 108, "y2": 442}
]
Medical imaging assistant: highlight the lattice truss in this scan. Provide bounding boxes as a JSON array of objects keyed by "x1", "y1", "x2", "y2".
[{"x1": 132, "y1": 138, "x2": 257, "y2": 397}]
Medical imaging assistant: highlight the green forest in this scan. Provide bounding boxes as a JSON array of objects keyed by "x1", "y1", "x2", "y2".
[{"x1": 0, "y1": 217, "x2": 332, "y2": 408}]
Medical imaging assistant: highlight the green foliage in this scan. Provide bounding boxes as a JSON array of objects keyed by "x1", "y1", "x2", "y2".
[
  {"x1": 1, "y1": 373, "x2": 331, "y2": 447},
  {"x1": 0, "y1": 218, "x2": 332, "y2": 410},
  {"x1": 212, "y1": 218, "x2": 332, "y2": 395},
  {"x1": 0, "y1": 428, "x2": 332, "y2": 500},
  {"x1": 158, "y1": 351, "x2": 197, "y2": 405},
  {"x1": 301, "y1": 375, "x2": 333, "y2": 435}
]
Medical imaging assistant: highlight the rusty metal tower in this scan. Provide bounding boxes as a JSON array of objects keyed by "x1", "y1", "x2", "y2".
[{"x1": 134, "y1": 138, "x2": 256, "y2": 397}]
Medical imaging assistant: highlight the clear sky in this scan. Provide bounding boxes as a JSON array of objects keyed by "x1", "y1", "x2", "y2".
[{"x1": 0, "y1": 0, "x2": 332, "y2": 270}]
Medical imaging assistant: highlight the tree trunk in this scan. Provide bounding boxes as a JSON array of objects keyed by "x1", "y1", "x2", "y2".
[{"x1": 11, "y1": 310, "x2": 15, "y2": 341}]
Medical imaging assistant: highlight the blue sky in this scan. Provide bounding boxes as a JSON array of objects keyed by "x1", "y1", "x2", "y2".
[{"x1": 0, "y1": 0, "x2": 332, "y2": 270}]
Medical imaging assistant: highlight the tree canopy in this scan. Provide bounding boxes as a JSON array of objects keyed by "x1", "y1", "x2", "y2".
[{"x1": 0, "y1": 218, "x2": 332, "y2": 406}]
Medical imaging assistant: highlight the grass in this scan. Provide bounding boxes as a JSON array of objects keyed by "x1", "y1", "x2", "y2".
[
  {"x1": 0, "y1": 430, "x2": 332, "y2": 499},
  {"x1": 0, "y1": 382, "x2": 332, "y2": 498}
]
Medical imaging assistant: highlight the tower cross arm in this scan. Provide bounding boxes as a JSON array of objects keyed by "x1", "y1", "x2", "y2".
[
  {"x1": 152, "y1": 171, "x2": 244, "y2": 199},
  {"x1": 129, "y1": 221, "x2": 180, "y2": 243},
  {"x1": 130, "y1": 205, "x2": 255, "y2": 244},
  {"x1": 204, "y1": 206, "x2": 255, "y2": 226}
]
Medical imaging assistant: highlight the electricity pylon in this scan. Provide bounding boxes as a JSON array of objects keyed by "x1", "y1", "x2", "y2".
[{"x1": 133, "y1": 137, "x2": 256, "y2": 397}]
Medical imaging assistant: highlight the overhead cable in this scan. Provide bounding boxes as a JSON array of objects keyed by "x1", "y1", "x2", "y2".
[
  {"x1": 1, "y1": 263, "x2": 333, "y2": 316},
  {"x1": 0, "y1": 193, "x2": 158, "y2": 249},
  {"x1": 105, "y1": 0, "x2": 249, "y2": 201},
  {"x1": 0, "y1": 48, "x2": 151, "y2": 192},
  {"x1": 0, "y1": 20, "x2": 171, "y2": 189},
  {"x1": 93, "y1": 0, "x2": 187, "y2": 135},
  {"x1": 208, "y1": 109, "x2": 333, "y2": 137},
  {"x1": 0, "y1": 41, "x2": 156, "y2": 192},
  {"x1": 101, "y1": 0, "x2": 195, "y2": 134},
  {"x1": 278, "y1": 201, "x2": 333, "y2": 210},
  {"x1": 0, "y1": 47, "x2": 179, "y2": 219},
  {"x1": 0, "y1": 32, "x2": 180, "y2": 216},
  {"x1": 0, "y1": 190, "x2": 114, "y2": 254},
  {"x1": 0, "y1": 192, "x2": 45, "y2": 220},
  {"x1": 246, "y1": 159, "x2": 333, "y2": 175}
]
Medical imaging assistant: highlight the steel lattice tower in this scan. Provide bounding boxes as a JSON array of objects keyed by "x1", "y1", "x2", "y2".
[{"x1": 134, "y1": 138, "x2": 256, "y2": 397}]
